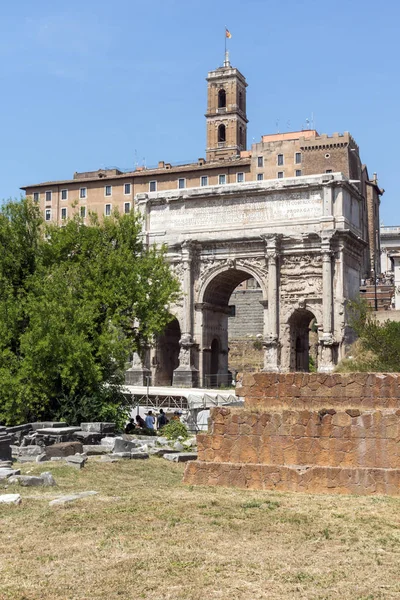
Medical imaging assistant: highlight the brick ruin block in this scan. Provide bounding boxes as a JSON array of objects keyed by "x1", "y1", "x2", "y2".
[{"x1": 183, "y1": 373, "x2": 400, "y2": 495}]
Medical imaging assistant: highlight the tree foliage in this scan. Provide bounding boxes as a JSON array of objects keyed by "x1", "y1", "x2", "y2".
[
  {"x1": 0, "y1": 199, "x2": 180, "y2": 426},
  {"x1": 336, "y1": 298, "x2": 400, "y2": 372}
]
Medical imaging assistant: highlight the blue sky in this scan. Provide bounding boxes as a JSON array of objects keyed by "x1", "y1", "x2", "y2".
[{"x1": 1, "y1": 0, "x2": 399, "y2": 223}]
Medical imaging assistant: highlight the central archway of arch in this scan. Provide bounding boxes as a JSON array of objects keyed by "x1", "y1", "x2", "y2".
[{"x1": 201, "y1": 267, "x2": 265, "y2": 387}]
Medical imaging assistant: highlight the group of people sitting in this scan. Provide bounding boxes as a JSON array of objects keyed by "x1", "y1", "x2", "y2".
[{"x1": 124, "y1": 408, "x2": 181, "y2": 435}]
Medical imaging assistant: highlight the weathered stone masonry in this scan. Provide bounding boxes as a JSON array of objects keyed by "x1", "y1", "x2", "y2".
[{"x1": 183, "y1": 373, "x2": 400, "y2": 495}]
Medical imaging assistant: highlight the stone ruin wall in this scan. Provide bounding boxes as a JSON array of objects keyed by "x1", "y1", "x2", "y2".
[{"x1": 183, "y1": 373, "x2": 400, "y2": 496}]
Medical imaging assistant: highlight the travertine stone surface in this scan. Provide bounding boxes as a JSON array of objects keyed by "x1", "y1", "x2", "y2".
[{"x1": 183, "y1": 373, "x2": 400, "y2": 495}]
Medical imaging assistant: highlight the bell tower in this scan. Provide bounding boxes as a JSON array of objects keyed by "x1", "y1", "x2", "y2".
[{"x1": 206, "y1": 53, "x2": 248, "y2": 162}]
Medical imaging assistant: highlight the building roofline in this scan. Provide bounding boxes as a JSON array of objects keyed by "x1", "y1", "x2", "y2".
[{"x1": 20, "y1": 157, "x2": 252, "y2": 190}]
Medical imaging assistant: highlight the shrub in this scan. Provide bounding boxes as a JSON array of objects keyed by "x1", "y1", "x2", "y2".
[{"x1": 160, "y1": 420, "x2": 189, "y2": 440}]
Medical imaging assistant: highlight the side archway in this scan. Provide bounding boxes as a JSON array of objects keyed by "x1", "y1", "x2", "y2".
[
  {"x1": 288, "y1": 308, "x2": 318, "y2": 372},
  {"x1": 153, "y1": 317, "x2": 181, "y2": 385}
]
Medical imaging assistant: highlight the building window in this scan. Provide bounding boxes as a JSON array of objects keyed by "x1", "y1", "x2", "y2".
[
  {"x1": 239, "y1": 127, "x2": 244, "y2": 148},
  {"x1": 239, "y1": 90, "x2": 244, "y2": 111},
  {"x1": 33, "y1": 192, "x2": 40, "y2": 202},
  {"x1": 295, "y1": 170, "x2": 302, "y2": 177},
  {"x1": 257, "y1": 156, "x2": 263, "y2": 168},
  {"x1": 200, "y1": 176, "x2": 208, "y2": 187},
  {"x1": 277, "y1": 172, "x2": 284, "y2": 179},
  {"x1": 105, "y1": 204, "x2": 111, "y2": 216},
  {"x1": 61, "y1": 207, "x2": 67, "y2": 220},
  {"x1": 45, "y1": 209, "x2": 51, "y2": 221},
  {"x1": 219, "y1": 174, "x2": 226, "y2": 185},
  {"x1": 80, "y1": 187, "x2": 87, "y2": 199},
  {"x1": 80, "y1": 206, "x2": 86, "y2": 218},
  {"x1": 218, "y1": 89, "x2": 226, "y2": 108},
  {"x1": 257, "y1": 173, "x2": 264, "y2": 181},
  {"x1": 124, "y1": 183, "x2": 131, "y2": 195},
  {"x1": 105, "y1": 185, "x2": 112, "y2": 197},
  {"x1": 277, "y1": 154, "x2": 284, "y2": 166},
  {"x1": 45, "y1": 191, "x2": 52, "y2": 203},
  {"x1": 149, "y1": 181, "x2": 157, "y2": 192},
  {"x1": 178, "y1": 178, "x2": 185, "y2": 189},
  {"x1": 295, "y1": 152, "x2": 302, "y2": 164},
  {"x1": 326, "y1": 169, "x2": 333, "y2": 173},
  {"x1": 218, "y1": 124, "x2": 226, "y2": 143},
  {"x1": 124, "y1": 202, "x2": 131, "y2": 214},
  {"x1": 61, "y1": 189, "x2": 68, "y2": 201},
  {"x1": 237, "y1": 172, "x2": 244, "y2": 183}
]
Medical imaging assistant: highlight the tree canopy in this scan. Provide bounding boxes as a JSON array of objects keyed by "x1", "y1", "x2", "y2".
[
  {"x1": 336, "y1": 298, "x2": 400, "y2": 372},
  {"x1": 0, "y1": 199, "x2": 180, "y2": 426}
]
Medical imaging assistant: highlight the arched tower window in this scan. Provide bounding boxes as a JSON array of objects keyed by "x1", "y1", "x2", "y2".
[
  {"x1": 239, "y1": 126, "x2": 244, "y2": 148},
  {"x1": 239, "y1": 90, "x2": 243, "y2": 111},
  {"x1": 218, "y1": 89, "x2": 226, "y2": 108},
  {"x1": 218, "y1": 124, "x2": 226, "y2": 143}
]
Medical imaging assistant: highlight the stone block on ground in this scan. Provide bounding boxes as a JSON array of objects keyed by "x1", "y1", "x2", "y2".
[
  {"x1": 183, "y1": 438, "x2": 197, "y2": 449},
  {"x1": 73, "y1": 431, "x2": 103, "y2": 444},
  {"x1": 150, "y1": 447, "x2": 177, "y2": 457},
  {"x1": 9, "y1": 471, "x2": 56, "y2": 486},
  {"x1": 164, "y1": 452, "x2": 198, "y2": 463},
  {"x1": 49, "y1": 491, "x2": 98, "y2": 506},
  {"x1": 173, "y1": 441, "x2": 185, "y2": 451},
  {"x1": 8, "y1": 475, "x2": 45, "y2": 486},
  {"x1": 100, "y1": 455, "x2": 119, "y2": 463},
  {"x1": 36, "y1": 427, "x2": 81, "y2": 436},
  {"x1": 0, "y1": 493, "x2": 21, "y2": 505},
  {"x1": 130, "y1": 451, "x2": 149, "y2": 459},
  {"x1": 100, "y1": 437, "x2": 116, "y2": 450},
  {"x1": 82, "y1": 445, "x2": 111, "y2": 456},
  {"x1": 109, "y1": 452, "x2": 132, "y2": 459},
  {"x1": 40, "y1": 472, "x2": 56, "y2": 486},
  {"x1": 0, "y1": 468, "x2": 21, "y2": 480},
  {"x1": 65, "y1": 455, "x2": 87, "y2": 469},
  {"x1": 31, "y1": 422, "x2": 68, "y2": 430},
  {"x1": 45, "y1": 441, "x2": 83, "y2": 459},
  {"x1": 16, "y1": 446, "x2": 43, "y2": 458},
  {"x1": 113, "y1": 438, "x2": 140, "y2": 453},
  {"x1": 0, "y1": 435, "x2": 12, "y2": 462},
  {"x1": 0, "y1": 461, "x2": 13, "y2": 468},
  {"x1": 80, "y1": 422, "x2": 115, "y2": 434},
  {"x1": 36, "y1": 454, "x2": 48, "y2": 463}
]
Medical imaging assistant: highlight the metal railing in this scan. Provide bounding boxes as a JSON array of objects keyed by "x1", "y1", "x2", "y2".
[{"x1": 203, "y1": 373, "x2": 236, "y2": 389}]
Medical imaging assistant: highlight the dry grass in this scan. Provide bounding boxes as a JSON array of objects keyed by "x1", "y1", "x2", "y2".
[{"x1": 1, "y1": 458, "x2": 400, "y2": 600}]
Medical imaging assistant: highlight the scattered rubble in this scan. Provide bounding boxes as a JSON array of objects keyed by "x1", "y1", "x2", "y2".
[{"x1": 1, "y1": 420, "x2": 198, "y2": 469}]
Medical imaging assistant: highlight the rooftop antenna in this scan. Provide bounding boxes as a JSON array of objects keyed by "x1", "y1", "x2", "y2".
[
  {"x1": 305, "y1": 118, "x2": 310, "y2": 130},
  {"x1": 311, "y1": 112, "x2": 315, "y2": 130},
  {"x1": 287, "y1": 119, "x2": 291, "y2": 131},
  {"x1": 134, "y1": 149, "x2": 138, "y2": 169},
  {"x1": 276, "y1": 118, "x2": 280, "y2": 133}
]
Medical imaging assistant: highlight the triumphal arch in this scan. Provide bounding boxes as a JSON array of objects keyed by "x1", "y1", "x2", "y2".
[
  {"x1": 132, "y1": 172, "x2": 365, "y2": 387},
  {"x1": 21, "y1": 54, "x2": 380, "y2": 388}
]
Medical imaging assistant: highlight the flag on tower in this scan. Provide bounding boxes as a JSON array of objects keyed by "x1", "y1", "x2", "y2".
[{"x1": 226, "y1": 28, "x2": 232, "y2": 39}]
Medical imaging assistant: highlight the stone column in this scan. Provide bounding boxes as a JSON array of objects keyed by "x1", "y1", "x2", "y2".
[
  {"x1": 263, "y1": 236, "x2": 280, "y2": 372},
  {"x1": 173, "y1": 241, "x2": 199, "y2": 387},
  {"x1": 319, "y1": 238, "x2": 336, "y2": 372}
]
